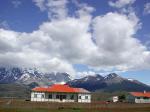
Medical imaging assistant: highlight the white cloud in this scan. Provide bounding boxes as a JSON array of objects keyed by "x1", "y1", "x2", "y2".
[
  {"x1": 144, "y1": 3, "x2": 150, "y2": 15},
  {"x1": 0, "y1": 21, "x2": 10, "y2": 30},
  {"x1": 75, "y1": 1, "x2": 95, "y2": 17},
  {"x1": 91, "y1": 12, "x2": 150, "y2": 71},
  {"x1": 0, "y1": 1, "x2": 96, "y2": 77},
  {"x1": 1, "y1": 1, "x2": 150, "y2": 78},
  {"x1": 46, "y1": 0, "x2": 68, "y2": 19},
  {"x1": 32, "y1": 0, "x2": 68, "y2": 20},
  {"x1": 0, "y1": 29, "x2": 76, "y2": 76},
  {"x1": 77, "y1": 71, "x2": 96, "y2": 78},
  {"x1": 109, "y1": 0, "x2": 136, "y2": 8},
  {"x1": 12, "y1": 0, "x2": 22, "y2": 8},
  {"x1": 33, "y1": 0, "x2": 46, "y2": 11}
]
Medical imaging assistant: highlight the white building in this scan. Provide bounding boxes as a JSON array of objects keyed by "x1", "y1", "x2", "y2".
[
  {"x1": 112, "y1": 96, "x2": 119, "y2": 102},
  {"x1": 127, "y1": 91, "x2": 150, "y2": 103},
  {"x1": 31, "y1": 84, "x2": 91, "y2": 103}
]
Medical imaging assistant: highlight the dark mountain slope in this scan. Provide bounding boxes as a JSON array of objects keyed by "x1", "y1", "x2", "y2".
[
  {"x1": 0, "y1": 83, "x2": 30, "y2": 98},
  {"x1": 67, "y1": 73, "x2": 150, "y2": 92}
]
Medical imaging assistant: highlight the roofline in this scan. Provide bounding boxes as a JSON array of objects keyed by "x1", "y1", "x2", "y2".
[
  {"x1": 129, "y1": 92, "x2": 150, "y2": 98},
  {"x1": 31, "y1": 84, "x2": 91, "y2": 94},
  {"x1": 31, "y1": 90, "x2": 90, "y2": 94}
]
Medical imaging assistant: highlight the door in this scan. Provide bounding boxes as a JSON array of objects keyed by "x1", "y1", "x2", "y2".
[{"x1": 60, "y1": 95, "x2": 63, "y2": 101}]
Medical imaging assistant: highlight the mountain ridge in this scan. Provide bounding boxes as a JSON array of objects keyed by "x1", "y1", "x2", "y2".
[
  {"x1": 67, "y1": 73, "x2": 150, "y2": 92},
  {"x1": 0, "y1": 67, "x2": 71, "y2": 86},
  {"x1": 0, "y1": 67, "x2": 150, "y2": 93}
]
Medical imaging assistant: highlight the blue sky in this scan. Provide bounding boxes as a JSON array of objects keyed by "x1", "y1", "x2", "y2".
[{"x1": 0, "y1": 0, "x2": 150, "y2": 85}]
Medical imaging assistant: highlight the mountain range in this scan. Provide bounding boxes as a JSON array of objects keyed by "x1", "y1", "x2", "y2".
[
  {"x1": 0, "y1": 67, "x2": 150, "y2": 98},
  {"x1": 67, "y1": 73, "x2": 150, "y2": 92},
  {"x1": 0, "y1": 67, "x2": 71, "y2": 86}
]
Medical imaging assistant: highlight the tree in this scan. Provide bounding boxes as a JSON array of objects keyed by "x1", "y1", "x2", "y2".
[{"x1": 119, "y1": 94, "x2": 126, "y2": 102}]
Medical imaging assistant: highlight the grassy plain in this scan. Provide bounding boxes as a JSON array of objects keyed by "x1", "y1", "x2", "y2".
[{"x1": 0, "y1": 98, "x2": 150, "y2": 112}]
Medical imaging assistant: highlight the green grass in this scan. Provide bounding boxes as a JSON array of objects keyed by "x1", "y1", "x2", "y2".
[
  {"x1": 1, "y1": 98, "x2": 150, "y2": 112},
  {"x1": 0, "y1": 108, "x2": 85, "y2": 112},
  {"x1": 1, "y1": 108, "x2": 150, "y2": 112}
]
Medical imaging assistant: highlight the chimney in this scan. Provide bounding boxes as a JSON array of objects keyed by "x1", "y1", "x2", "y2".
[{"x1": 144, "y1": 90, "x2": 146, "y2": 93}]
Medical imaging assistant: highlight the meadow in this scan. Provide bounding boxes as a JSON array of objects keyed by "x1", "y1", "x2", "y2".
[{"x1": 0, "y1": 98, "x2": 150, "y2": 112}]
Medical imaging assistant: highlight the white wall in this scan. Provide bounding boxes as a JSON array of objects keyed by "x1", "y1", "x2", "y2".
[
  {"x1": 113, "y1": 96, "x2": 119, "y2": 102},
  {"x1": 135, "y1": 98, "x2": 150, "y2": 103},
  {"x1": 78, "y1": 94, "x2": 91, "y2": 103},
  {"x1": 31, "y1": 92, "x2": 91, "y2": 103},
  {"x1": 31, "y1": 92, "x2": 45, "y2": 102},
  {"x1": 31, "y1": 92, "x2": 78, "y2": 102}
]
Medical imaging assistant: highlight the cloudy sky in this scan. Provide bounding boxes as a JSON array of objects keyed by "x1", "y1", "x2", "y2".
[{"x1": 0, "y1": 0, "x2": 150, "y2": 84}]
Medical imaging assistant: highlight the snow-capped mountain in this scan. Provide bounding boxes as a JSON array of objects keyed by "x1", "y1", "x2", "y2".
[
  {"x1": 0, "y1": 67, "x2": 71, "y2": 86},
  {"x1": 0, "y1": 67, "x2": 22, "y2": 83},
  {"x1": 103, "y1": 73, "x2": 125, "y2": 85},
  {"x1": 104, "y1": 73, "x2": 118, "y2": 80},
  {"x1": 0, "y1": 68, "x2": 150, "y2": 92},
  {"x1": 67, "y1": 73, "x2": 150, "y2": 92}
]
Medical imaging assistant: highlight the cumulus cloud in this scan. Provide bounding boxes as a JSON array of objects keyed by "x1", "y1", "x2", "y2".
[
  {"x1": 91, "y1": 12, "x2": 149, "y2": 71},
  {"x1": 0, "y1": 29, "x2": 76, "y2": 76},
  {"x1": 144, "y1": 3, "x2": 150, "y2": 15},
  {"x1": 108, "y1": 0, "x2": 136, "y2": 8},
  {"x1": 33, "y1": 0, "x2": 68, "y2": 20},
  {"x1": 0, "y1": 1, "x2": 96, "y2": 77},
  {"x1": 46, "y1": 0, "x2": 68, "y2": 19},
  {"x1": 0, "y1": 0, "x2": 150, "y2": 77}
]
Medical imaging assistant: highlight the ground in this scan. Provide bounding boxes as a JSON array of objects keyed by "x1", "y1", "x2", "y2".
[{"x1": 0, "y1": 98, "x2": 150, "y2": 112}]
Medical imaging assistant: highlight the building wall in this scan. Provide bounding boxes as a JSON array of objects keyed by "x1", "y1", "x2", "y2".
[
  {"x1": 135, "y1": 97, "x2": 150, "y2": 103},
  {"x1": 31, "y1": 92, "x2": 91, "y2": 103},
  {"x1": 44, "y1": 92, "x2": 78, "y2": 102},
  {"x1": 112, "y1": 96, "x2": 119, "y2": 102},
  {"x1": 31, "y1": 92, "x2": 45, "y2": 102},
  {"x1": 78, "y1": 93, "x2": 91, "y2": 103},
  {"x1": 126, "y1": 95, "x2": 150, "y2": 103}
]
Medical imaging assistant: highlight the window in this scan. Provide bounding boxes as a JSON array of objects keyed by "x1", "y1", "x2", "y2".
[
  {"x1": 70, "y1": 95, "x2": 74, "y2": 99},
  {"x1": 78, "y1": 96, "x2": 81, "y2": 99},
  {"x1": 56, "y1": 95, "x2": 66, "y2": 99},
  {"x1": 56, "y1": 95, "x2": 59, "y2": 99},
  {"x1": 143, "y1": 97, "x2": 149, "y2": 99},
  {"x1": 85, "y1": 96, "x2": 88, "y2": 99},
  {"x1": 62, "y1": 95, "x2": 66, "y2": 99},
  {"x1": 48, "y1": 94, "x2": 52, "y2": 99},
  {"x1": 41, "y1": 94, "x2": 44, "y2": 98},
  {"x1": 137, "y1": 97, "x2": 140, "y2": 99},
  {"x1": 34, "y1": 94, "x2": 37, "y2": 98}
]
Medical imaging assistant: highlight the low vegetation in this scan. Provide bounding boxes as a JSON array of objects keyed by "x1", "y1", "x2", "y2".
[
  {"x1": 0, "y1": 83, "x2": 30, "y2": 98},
  {"x1": 0, "y1": 98, "x2": 150, "y2": 112},
  {"x1": 92, "y1": 91, "x2": 128, "y2": 101}
]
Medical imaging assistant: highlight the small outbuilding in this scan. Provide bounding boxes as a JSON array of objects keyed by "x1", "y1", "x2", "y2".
[
  {"x1": 107, "y1": 96, "x2": 119, "y2": 102},
  {"x1": 31, "y1": 84, "x2": 91, "y2": 103},
  {"x1": 112, "y1": 96, "x2": 119, "y2": 102},
  {"x1": 127, "y1": 91, "x2": 150, "y2": 103}
]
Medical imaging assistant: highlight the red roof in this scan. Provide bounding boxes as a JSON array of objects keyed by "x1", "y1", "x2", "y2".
[
  {"x1": 130, "y1": 92, "x2": 150, "y2": 98},
  {"x1": 32, "y1": 84, "x2": 90, "y2": 93}
]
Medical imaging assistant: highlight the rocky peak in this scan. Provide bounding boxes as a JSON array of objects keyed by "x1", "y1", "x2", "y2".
[{"x1": 104, "y1": 73, "x2": 118, "y2": 80}]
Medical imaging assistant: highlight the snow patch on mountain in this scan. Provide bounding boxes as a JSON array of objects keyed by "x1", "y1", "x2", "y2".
[
  {"x1": 127, "y1": 78, "x2": 134, "y2": 81},
  {"x1": 19, "y1": 73, "x2": 30, "y2": 81},
  {"x1": 0, "y1": 67, "x2": 71, "y2": 86}
]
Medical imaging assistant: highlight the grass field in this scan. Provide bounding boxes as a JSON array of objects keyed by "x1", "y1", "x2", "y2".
[{"x1": 0, "y1": 98, "x2": 150, "y2": 112}]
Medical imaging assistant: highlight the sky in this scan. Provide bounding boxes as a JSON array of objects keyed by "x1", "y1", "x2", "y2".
[{"x1": 0, "y1": 0, "x2": 150, "y2": 85}]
